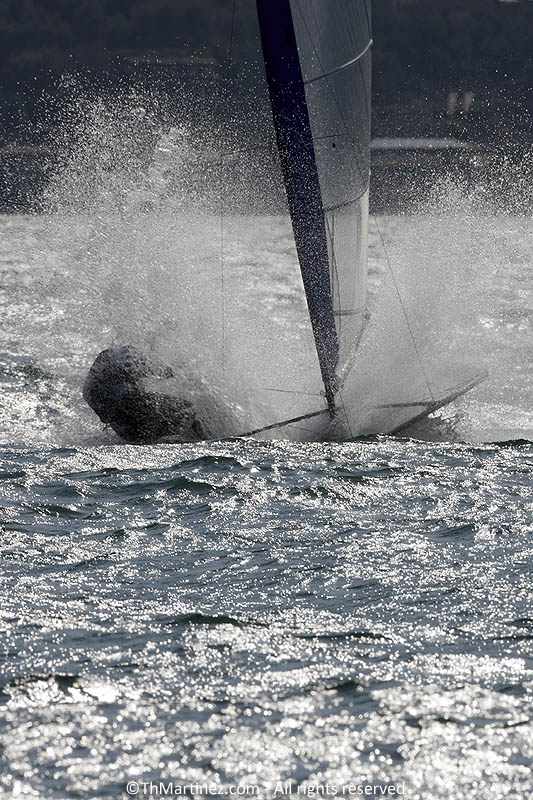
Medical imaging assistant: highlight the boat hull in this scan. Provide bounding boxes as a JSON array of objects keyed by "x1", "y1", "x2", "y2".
[{"x1": 83, "y1": 346, "x2": 206, "y2": 443}]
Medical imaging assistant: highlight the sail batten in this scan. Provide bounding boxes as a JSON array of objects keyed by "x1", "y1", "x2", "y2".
[
  {"x1": 324, "y1": 195, "x2": 367, "y2": 214},
  {"x1": 303, "y1": 39, "x2": 373, "y2": 85}
]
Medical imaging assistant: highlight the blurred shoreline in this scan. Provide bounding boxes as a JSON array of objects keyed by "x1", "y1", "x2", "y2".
[
  {"x1": 1, "y1": 0, "x2": 532, "y2": 213},
  {"x1": 1, "y1": 134, "x2": 531, "y2": 216}
]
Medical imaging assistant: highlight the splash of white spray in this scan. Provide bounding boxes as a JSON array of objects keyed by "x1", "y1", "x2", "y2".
[{"x1": 12, "y1": 89, "x2": 533, "y2": 444}]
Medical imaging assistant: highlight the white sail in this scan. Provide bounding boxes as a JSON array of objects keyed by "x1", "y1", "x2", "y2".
[
  {"x1": 205, "y1": 1, "x2": 374, "y2": 436},
  {"x1": 290, "y1": 0, "x2": 372, "y2": 379}
]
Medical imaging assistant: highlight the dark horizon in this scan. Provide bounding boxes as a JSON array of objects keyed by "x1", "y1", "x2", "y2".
[
  {"x1": 1, "y1": 0, "x2": 532, "y2": 140},
  {"x1": 1, "y1": 0, "x2": 532, "y2": 212}
]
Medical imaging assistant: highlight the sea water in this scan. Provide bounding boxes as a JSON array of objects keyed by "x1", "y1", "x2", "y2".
[{"x1": 1, "y1": 109, "x2": 532, "y2": 798}]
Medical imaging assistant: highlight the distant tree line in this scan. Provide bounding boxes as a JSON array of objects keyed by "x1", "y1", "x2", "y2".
[
  {"x1": 373, "y1": 0, "x2": 532, "y2": 104},
  {"x1": 0, "y1": 0, "x2": 532, "y2": 143}
]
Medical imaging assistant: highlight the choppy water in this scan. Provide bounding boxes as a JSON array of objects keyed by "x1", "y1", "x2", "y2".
[
  {"x1": 1, "y1": 434, "x2": 532, "y2": 799},
  {"x1": 1, "y1": 117, "x2": 532, "y2": 798}
]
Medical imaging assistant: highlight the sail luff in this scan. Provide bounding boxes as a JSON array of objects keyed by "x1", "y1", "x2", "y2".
[{"x1": 256, "y1": 0, "x2": 339, "y2": 412}]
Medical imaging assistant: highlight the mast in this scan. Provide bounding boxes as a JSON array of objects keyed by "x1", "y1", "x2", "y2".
[{"x1": 256, "y1": 0, "x2": 339, "y2": 414}]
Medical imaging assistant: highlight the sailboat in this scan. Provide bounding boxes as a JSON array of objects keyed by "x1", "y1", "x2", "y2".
[
  {"x1": 83, "y1": 0, "x2": 485, "y2": 443},
  {"x1": 235, "y1": 0, "x2": 485, "y2": 439}
]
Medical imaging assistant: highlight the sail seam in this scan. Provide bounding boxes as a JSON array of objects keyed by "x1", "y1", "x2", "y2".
[
  {"x1": 333, "y1": 307, "x2": 366, "y2": 317},
  {"x1": 303, "y1": 39, "x2": 373, "y2": 86}
]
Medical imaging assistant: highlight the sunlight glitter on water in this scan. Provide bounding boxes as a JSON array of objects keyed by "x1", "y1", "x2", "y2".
[{"x1": 1, "y1": 434, "x2": 532, "y2": 797}]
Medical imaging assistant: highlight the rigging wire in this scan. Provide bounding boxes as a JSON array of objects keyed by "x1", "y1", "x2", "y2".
[
  {"x1": 338, "y1": 391, "x2": 354, "y2": 438},
  {"x1": 237, "y1": 409, "x2": 329, "y2": 438},
  {"x1": 262, "y1": 387, "x2": 323, "y2": 397},
  {"x1": 372, "y1": 214, "x2": 435, "y2": 402},
  {"x1": 228, "y1": 0, "x2": 237, "y2": 71},
  {"x1": 219, "y1": 0, "x2": 237, "y2": 379},
  {"x1": 219, "y1": 158, "x2": 226, "y2": 377}
]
